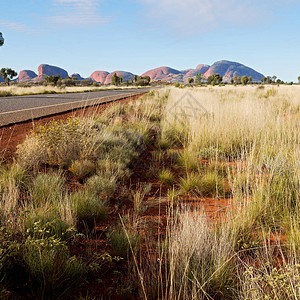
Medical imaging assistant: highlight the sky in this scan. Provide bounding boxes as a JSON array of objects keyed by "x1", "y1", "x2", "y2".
[{"x1": 1, "y1": 0, "x2": 300, "y2": 81}]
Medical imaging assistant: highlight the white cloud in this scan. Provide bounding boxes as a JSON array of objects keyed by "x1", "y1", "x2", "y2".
[
  {"x1": 0, "y1": 21, "x2": 38, "y2": 34},
  {"x1": 138, "y1": 0, "x2": 288, "y2": 34},
  {"x1": 49, "y1": 0, "x2": 109, "y2": 27}
]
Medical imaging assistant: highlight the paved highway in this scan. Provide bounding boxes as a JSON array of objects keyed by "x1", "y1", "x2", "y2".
[{"x1": 0, "y1": 88, "x2": 150, "y2": 126}]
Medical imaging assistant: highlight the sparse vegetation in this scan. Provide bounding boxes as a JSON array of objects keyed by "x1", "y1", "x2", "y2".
[{"x1": 0, "y1": 85, "x2": 299, "y2": 298}]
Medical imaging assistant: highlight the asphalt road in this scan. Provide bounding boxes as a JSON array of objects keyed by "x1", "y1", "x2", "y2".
[{"x1": 0, "y1": 88, "x2": 150, "y2": 126}]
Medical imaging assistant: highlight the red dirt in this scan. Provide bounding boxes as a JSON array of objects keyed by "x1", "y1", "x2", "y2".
[
  {"x1": 1, "y1": 95, "x2": 287, "y2": 298},
  {"x1": 0, "y1": 95, "x2": 142, "y2": 162}
]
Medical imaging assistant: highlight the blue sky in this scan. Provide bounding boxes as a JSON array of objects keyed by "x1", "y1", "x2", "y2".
[{"x1": 1, "y1": 0, "x2": 300, "y2": 81}]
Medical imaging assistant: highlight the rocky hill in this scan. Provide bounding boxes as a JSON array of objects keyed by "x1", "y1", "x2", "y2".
[
  {"x1": 18, "y1": 70, "x2": 38, "y2": 83},
  {"x1": 70, "y1": 73, "x2": 85, "y2": 80},
  {"x1": 204, "y1": 60, "x2": 264, "y2": 82},
  {"x1": 89, "y1": 71, "x2": 109, "y2": 83},
  {"x1": 15, "y1": 60, "x2": 264, "y2": 83},
  {"x1": 104, "y1": 71, "x2": 134, "y2": 84},
  {"x1": 142, "y1": 61, "x2": 264, "y2": 83}
]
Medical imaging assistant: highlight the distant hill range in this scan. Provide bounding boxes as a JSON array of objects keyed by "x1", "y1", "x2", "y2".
[{"x1": 15, "y1": 61, "x2": 264, "y2": 83}]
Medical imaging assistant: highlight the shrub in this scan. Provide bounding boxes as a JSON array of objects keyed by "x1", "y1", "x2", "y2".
[
  {"x1": 25, "y1": 212, "x2": 75, "y2": 240},
  {"x1": 197, "y1": 171, "x2": 225, "y2": 197},
  {"x1": 158, "y1": 126, "x2": 186, "y2": 149},
  {"x1": 70, "y1": 190, "x2": 108, "y2": 231},
  {"x1": 85, "y1": 175, "x2": 117, "y2": 199},
  {"x1": 199, "y1": 147, "x2": 220, "y2": 160},
  {"x1": 0, "y1": 224, "x2": 86, "y2": 299},
  {"x1": 179, "y1": 172, "x2": 202, "y2": 195},
  {"x1": 68, "y1": 160, "x2": 96, "y2": 179},
  {"x1": 0, "y1": 91, "x2": 12, "y2": 97},
  {"x1": 177, "y1": 150, "x2": 200, "y2": 171},
  {"x1": 106, "y1": 224, "x2": 140, "y2": 257},
  {"x1": 163, "y1": 210, "x2": 236, "y2": 299},
  {"x1": 30, "y1": 172, "x2": 65, "y2": 207},
  {"x1": 0, "y1": 164, "x2": 29, "y2": 214},
  {"x1": 0, "y1": 163, "x2": 28, "y2": 192}
]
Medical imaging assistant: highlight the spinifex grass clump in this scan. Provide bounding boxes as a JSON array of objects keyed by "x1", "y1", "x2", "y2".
[
  {"x1": 30, "y1": 172, "x2": 64, "y2": 207},
  {"x1": 70, "y1": 190, "x2": 108, "y2": 231},
  {"x1": 107, "y1": 222, "x2": 140, "y2": 257},
  {"x1": 158, "y1": 168, "x2": 175, "y2": 186},
  {"x1": 0, "y1": 163, "x2": 29, "y2": 216}
]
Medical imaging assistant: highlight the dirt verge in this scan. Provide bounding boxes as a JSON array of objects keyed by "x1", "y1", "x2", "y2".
[{"x1": 0, "y1": 95, "x2": 143, "y2": 162}]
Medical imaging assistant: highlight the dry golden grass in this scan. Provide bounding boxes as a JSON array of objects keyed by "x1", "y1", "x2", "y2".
[{"x1": 0, "y1": 84, "x2": 144, "y2": 97}]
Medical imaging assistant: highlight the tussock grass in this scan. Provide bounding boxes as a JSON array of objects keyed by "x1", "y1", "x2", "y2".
[
  {"x1": 130, "y1": 86, "x2": 300, "y2": 299},
  {"x1": 70, "y1": 190, "x2": 108, "y2": 230},
  {"x1": 30, "y1": 172, "x2": 65, "y2": 207},
  {"x1": 158, "y1": 168, "x2": 175, "y2": 185},
  {"x1": 1, "y1": 85, "x2": 299, "y2": 298},
  {"x1": 0, "y1": 84, "x2": 144, "y2": 97}
]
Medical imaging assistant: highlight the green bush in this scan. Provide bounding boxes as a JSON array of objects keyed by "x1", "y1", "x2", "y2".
[
  {"x1": 30, "y1": 172, "x2": 65, "y2": 207},
  {"x1": 70, "y1": 190, "x2": 108, "y2": 231},
  {"x1": 25, "y1": 212, "x2": 75, "y2": 240},
  {"x1": 106, "y1": 225, "x2": 140, "y2": 258},
  {"x1": 177, "y1": 150, "x2": 200, "y2": 171},
  {"x1": 179, "y1": 172, "x2": 202, "y2": 195},
  {"x1": 68, "y1": 160, "x2": 96, "y2": 179},
  {"x1": 85, "y1": 175, "x2": 117, "y2": 199},
  {"x1": 0, "y1": 163, "x2": 29, "y2": 192},
  {"x1": 197, "y1": 171, "x2": 225, "y2": 197},
  {"x1": 0, "y1": 224, "x2": 85, "y2": 299}
]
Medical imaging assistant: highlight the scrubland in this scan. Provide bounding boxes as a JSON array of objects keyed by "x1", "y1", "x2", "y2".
[
  {"x1": 0, "y1": 85, "x2": 299, "y2": 299},
  {"x1": 0, "y1": 84, "x2": 144, "y2": 97}
]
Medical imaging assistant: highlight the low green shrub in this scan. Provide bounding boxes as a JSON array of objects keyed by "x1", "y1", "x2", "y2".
[
  {"x1": 0, "y1": 224, "x2": 85, "y2": 299},
  {"x1": 197, "y1": 171, "x2": 225, "y2": 197},
  {"x1": 106, "y1": 224, "x2": 140, "y2": 257},
  {"x1": 69, "y1": 160, "x2": 96, "y2": 179},
  {"x1": 30, "y1": 172, "x2": 65, "y2": 207},
  {"x1": 70, "y1": 190, "x2": 108, "y2": 231},
  {"x1": 85, "y1": 175, "x2": 116, "y2": 199},
  {"x1": 25, "y1": 212, "x2": 75, "y2": 240},
  {"x1": 179, "y1": 172, "x2": 202, "y2": 195}
]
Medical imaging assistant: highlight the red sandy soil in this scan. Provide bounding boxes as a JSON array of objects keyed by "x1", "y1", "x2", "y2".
[
  {"x1": 0, "y1": 95, "x2": 141, "y2": 162},
  {"x1": 0, "y1": 96, "x2": 286, "y2": 298}
]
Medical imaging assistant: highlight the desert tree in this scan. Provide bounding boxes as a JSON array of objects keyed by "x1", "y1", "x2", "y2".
[
  {"x1": 207, "y1": 73, "x2": 222, "y2": 85},
  {"x1": 261, "y1": 77, "x2": 267, "y2": 84},
  {"x1": 241, "y1": 75, "x2": 249, "y2": 85},
  {"x1": 0, "y1": 68, "x2": 17, "y2": 85},
  {"x1": 248, "y1": 76, "x2": 253, "y2": 83},
  {"x1": 135, "y1": 76, "x2": 151, "y2": 86},
  {"x1": 44, "y1": 75, "x2": 61, "y2": 86},
  {"x1": 195, "y1": 72, "x2": 202, "y2": 84},
  {"x1": 188, "y1": 78, "x2": 194, "y2": 85},
  {"x1": 0, "y1": 32, "x2": 4, "y2": 46},
  {"x1": 111, "y1": 73, "x2": 123, "y2": 86},
  {"x1": 233, "y1": 75, "x2": 241, "y2": 84},
  {"x1": 298, "y1": 76, "x2": 300, "y2": 83}
]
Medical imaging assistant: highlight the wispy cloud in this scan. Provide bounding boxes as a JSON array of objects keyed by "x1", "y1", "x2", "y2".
[
  {"x1": 138, "y1": 0, "x2": 295, "y2": 35},
  {"x1": 0, "y1": 21, "x2": 38, "y2": 34},
  {"x1": 49, "y1": 0, "x2": 109, "y2": 27}
]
